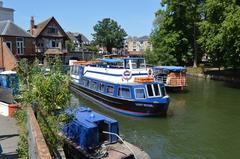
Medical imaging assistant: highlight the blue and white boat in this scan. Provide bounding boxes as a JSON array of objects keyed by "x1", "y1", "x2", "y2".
[{"x1": 70, "y1": 58, "x2": 170, "y2": 117}]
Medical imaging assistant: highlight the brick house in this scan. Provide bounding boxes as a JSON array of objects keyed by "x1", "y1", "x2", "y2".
[
  {"x1": 29, "y1": 16, "x2": 69, "y2": 64},
  {"x1": 0, "y1": 20, "x2": 35, "y2": 71}
]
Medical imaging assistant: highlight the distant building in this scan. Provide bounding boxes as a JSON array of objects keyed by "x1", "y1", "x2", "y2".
[
  {"x1": 125, "y1": 36, "x2": 152, "y2": 56},
  {"x1": 66, "y1": 32, "x2": 90, "y2": 51},
  {"x1": 0, "y1": 20, "x2": 35, "y2": 70},
  {"x1": 0, "y1": 1, "x2": 14, "y2": 22},
  {"x1": 29, "y1": 16, "x2": 69, "y2": 63}
]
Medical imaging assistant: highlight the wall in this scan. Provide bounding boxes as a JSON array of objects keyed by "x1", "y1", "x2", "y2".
[{"x1": 3, "y1": 36, "x2": 35, "y2": 56}]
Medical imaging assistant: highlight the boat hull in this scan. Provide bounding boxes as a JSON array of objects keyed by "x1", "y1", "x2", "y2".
[{"x1": 70, "y1": 82, "x2": 169, "y2": 117}]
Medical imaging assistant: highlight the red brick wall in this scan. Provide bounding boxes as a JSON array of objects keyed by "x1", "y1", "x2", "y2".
[{"x1": 2, "y1": 36, "x2": 35, "y2": 56}]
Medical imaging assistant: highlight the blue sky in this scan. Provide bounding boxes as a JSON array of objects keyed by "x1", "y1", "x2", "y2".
[{"x1": 3, "y1": 0, "x2": 161, "y2": 40}]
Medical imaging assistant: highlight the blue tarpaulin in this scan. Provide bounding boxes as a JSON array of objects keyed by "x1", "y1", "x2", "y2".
[
  {"x1": 154, "y1": 66, "x2": 186, "y2": 72},
  {"x1": 62, "y1": 107, "x2": 119, "y2": 151}
]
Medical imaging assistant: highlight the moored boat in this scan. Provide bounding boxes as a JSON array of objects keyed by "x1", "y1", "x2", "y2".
[
  {"x1": 69, "y1": 58, "x2": 170, "y2": 117},
  {"x1": 153, "y1": 66, "x2": 187, "y2": 90},
  {"x1": 61, "y1": 107, "x2": 150, "y2": 159}
]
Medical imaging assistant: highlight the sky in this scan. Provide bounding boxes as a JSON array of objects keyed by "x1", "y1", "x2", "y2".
[{"x1": 3, "y1": 0, "x2": 161, "y2": 40}]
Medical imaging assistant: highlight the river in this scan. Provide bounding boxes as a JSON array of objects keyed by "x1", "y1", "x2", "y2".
[{"x1": 70, "y1": 77, "x2": 240, "y2": 159}]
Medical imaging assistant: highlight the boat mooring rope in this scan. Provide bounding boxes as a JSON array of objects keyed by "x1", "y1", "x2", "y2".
[{"x1": 102, "y1": 131, "x2": 138, "y2": 159}]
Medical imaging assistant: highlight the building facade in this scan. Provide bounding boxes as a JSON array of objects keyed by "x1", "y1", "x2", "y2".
[
  {"x1": 0, "y1": 1, "x2": 14, "y2": 22},
  {"x1": 125, "y1": 36, "x2": 152, "y2": 56},
  {"x1": 0, "y1": 20, "x2": 35, "y2": 70},
  {"x1": 29, "y1": 16, "x2": 69, "y2": 63}
]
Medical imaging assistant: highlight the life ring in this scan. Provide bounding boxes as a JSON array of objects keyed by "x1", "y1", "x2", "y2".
[
  {"x1": 122, "y1": 70, "x2": 132, "y2": 80},
  {"x1": 148, "y1": 68, "x2": 154, "y2": 77}
]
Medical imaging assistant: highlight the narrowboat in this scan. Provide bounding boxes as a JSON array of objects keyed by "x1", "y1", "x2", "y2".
[
  {"x1": 61, "y1": 107, "x2": 150, "y2": 159},
  {"x1": 153, "y1": 66, "x2": 187, "y2": 90},
  {"x1": 70, "y1": 58, "x2": 169, "y2": 117}
]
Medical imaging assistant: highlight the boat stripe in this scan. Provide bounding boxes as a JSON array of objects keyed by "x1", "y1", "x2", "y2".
[{"x1": 84, "y1": 70, "x2": 148, "y2": 77}]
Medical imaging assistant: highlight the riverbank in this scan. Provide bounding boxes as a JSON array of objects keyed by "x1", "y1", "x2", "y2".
[{"x1": 187, "y1": 67, "x2": 240, "y2": 85}]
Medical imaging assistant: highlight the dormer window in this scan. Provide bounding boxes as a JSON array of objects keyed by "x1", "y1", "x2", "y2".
[{"x1": 47, "y1": 26, "x2": 57, "y2": 34}]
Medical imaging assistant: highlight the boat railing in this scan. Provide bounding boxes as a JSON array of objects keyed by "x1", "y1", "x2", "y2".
[
  {"x1": 155, "y1": 76, "x2": 167, "y2": 84},
  {"x1": 167, "y1": 77, "x2": 186, "y2": 87}
]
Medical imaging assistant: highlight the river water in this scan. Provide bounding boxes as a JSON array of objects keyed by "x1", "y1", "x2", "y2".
[{"x1": 70, "y1": 77, "x2": 240, "y2": 159}]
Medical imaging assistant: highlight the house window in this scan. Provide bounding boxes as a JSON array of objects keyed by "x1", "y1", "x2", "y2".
[
  {"x1": 16, "y1": 37, "x2": 24, "y2": 55},
  {"x1": 50, "y1": 40, "x2": 59, "y2": 48},
  {"x1": 118, "y1": 87, "x2": 131, "y2": 98},
  {"x1": 6, "y1": 41, "x2": 12, "y2": 52},
  {"x1": 47, "y1": 26, "x2": 57, "y2": 34},
  {"x1": 135, "y1": 88, "x2": 146, "y2": 99}
]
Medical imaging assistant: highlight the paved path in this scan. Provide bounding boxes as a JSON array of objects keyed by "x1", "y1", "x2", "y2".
[{"x1": 0, "y1": 115, "x2": 19, "y2": 159}]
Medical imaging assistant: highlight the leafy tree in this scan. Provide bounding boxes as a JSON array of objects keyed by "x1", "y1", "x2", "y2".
[
  {"x1": 151, "y1": 0, "x2": 204, "y2": 66},
  {"x1": 92, "y1": 18, "x2": 127, "y2": 54},
  {"x1": 198, "y1": 0, "x2": 240, "y2": 69},
  {"x1": 65, "y1": 40, "x2": 75, "y2": 52}
]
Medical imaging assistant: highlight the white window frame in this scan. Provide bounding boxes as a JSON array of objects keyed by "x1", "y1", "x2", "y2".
[
  {"x1": 146, "y1": 84, "x2": 162, "y2": 98},
  {"x1": 134, "y1": 88, "x2": 146, "y2": 99},
  {"x1": 16, "y1": 37, "x2": 24, "y2": 55},
  {"x1": 118, "y1": 87, "x2": 131, "y2": 99}
]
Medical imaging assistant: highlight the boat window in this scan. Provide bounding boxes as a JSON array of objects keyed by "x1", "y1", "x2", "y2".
[
  {"x1": 124, "y1": 59, "x2": 130, "y2": 69},
  {"x1": 90, "y1": 81, "x2": 97, "y2": 90},
  {"x1": 131, "y1": 59, "x2": 145, "y2": 69},
  {"x1": 99, "y1": 83, "x2": 105, "y2": 92},
  {"x1": 106, "y1": 85, "x2": 114, "y2": 95},
  {"x1": 135, "y1": 88, "x2": 146, "y2": 99},
  {"x1": 118, "y1": 87, "x2": 131, "y2": 98},
  {"x1": 160, "y1": 85, "x2": 166, "y2": 97},
  {"x1": 83, "y1": 79, "x2": 89, "y2": 87},
  {"x1": 147, "y1": 84, "x2": 154, "y2": 97},
  {"x1": 153, "y1": 84, "x2": 161, "y2": 96}
]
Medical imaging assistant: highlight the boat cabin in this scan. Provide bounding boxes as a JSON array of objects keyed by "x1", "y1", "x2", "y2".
[{"x1": 153, "y1": 66, "x2": 187, "y2": 89}]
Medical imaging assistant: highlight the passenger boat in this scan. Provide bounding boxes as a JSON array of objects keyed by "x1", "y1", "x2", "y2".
[
  {"x1": 69, "y1": 58, "x2": 169, "y2": 117},
  {"x1": 153, "y1": 66, "x2": 187, "y2": 90},
  {"x1": 61, "y1": 107, "x2": 150, "y2": 159}
]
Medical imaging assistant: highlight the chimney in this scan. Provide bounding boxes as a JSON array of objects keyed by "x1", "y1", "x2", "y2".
[
  {"x1": 30, "y1": 16, "x2": 35, "y2": 34},
  {"x1": 0, "y1": 1, "x2": 3, "y2": 7}
]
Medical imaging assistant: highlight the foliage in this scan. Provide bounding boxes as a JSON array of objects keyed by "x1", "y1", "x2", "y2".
[
  {"x1": 85, "y1": 44, "x2": 99, "y2": 52},
  {"x1": 16, "y1": 56, "x2": 71, "y2": 157},
  {"x1": 151, "y1": 0, "x2": 204, "y2": 66},
  {"x1": 15, "y1": 108, "x2": 28, "y2": 158},
  {"x1": 65, "y1": 40, "x2": 75, "y2": 52},
  {"x1": 92, "y1": 18, "x2": 127, "y2": 54},
  {"x1": 152, "y1": 0, "x2": 240, "y2": 68}
]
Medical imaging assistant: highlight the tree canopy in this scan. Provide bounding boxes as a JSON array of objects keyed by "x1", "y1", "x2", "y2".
[
  {"x1": 149, "y1": 0, "x2": 240, "y2": 69},
  {"x1": 92, "y1": 18, "x2": 127, "y2": 54}
]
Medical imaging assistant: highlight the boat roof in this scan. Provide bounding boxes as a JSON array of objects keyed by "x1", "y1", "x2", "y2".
[
  {"x1": 154, "y1": 66, "x2": 186, "y2": 72},
  {"x1": 0, "y1": 71, "x2": 17, "y2": 75},
  {"x1": 100, "y1": 58, "x2": 123, "y2": 63},
  {"x1": 66, "y1": 107, "x2": 118, "y2": 128}
]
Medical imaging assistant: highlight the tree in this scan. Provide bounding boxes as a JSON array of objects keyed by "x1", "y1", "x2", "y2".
[
  {"x1": 92, "y1": 18, "x2": 127, "y2": 54},
  {"x1": 151, "y1": 0, "x2": 203, "y2": 66},
  {"x1": 198, "y1": 0, "x2": 240, "y2": 69}
]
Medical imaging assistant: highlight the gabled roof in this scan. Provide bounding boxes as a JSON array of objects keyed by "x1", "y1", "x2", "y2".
[
  {"x1": 0, "y1": 20, "x2": 32, "y2": 37},
  {"x1": 66, "y1": 32, "x2": 78, "y2": 42},
  {"x1": 31, "y1": 16, "x2": 68, "y2": 38}
]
